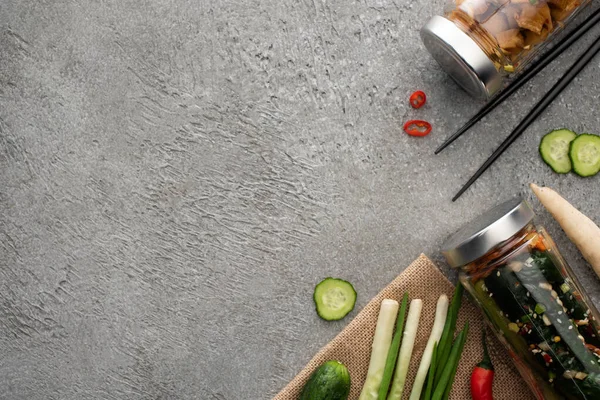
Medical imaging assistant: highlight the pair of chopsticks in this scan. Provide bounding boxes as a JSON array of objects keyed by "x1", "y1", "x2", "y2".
[{"x1": 435, "y1": 8, "x2": 600, "y2": 201}]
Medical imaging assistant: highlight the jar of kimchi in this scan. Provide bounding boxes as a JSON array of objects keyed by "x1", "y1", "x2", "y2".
[
  {"x1": 421, "y1": 0, "x2": 591, "y2": 99},
  {"x1": 442, "y1": 198, "x2": 600, "y2": 399}
]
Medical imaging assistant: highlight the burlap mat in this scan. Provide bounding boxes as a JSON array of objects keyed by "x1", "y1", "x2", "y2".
[{"x1": 274, "y1": 254, "x2": 535, "y2": 400}]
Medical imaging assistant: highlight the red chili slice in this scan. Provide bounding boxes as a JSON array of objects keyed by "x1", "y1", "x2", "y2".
[
  {"x1": 403, "y1": 120, "x2": 432, "y2": 137},
  {"x1": 542, "y1": 353, "x2": 553, "y2": 364},
  {"x1": 409, "y1": 90, "x2": 426, "y2": 109}
]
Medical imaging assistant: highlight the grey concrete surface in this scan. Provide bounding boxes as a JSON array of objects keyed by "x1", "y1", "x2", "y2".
[{"x1": 1, "y1": 0, "x2": 599, "y2": 399}]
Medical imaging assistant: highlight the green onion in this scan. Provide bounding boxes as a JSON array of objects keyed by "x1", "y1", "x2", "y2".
[
  {"x1": 422, "y1": 342, "x2": 438, "y2": 400},
  {"x1": 432, "y1": 322, "x2": 469, "y2": 400},
  {"x1": 508, "y1": 322, "x2": 520, "y2": 333},
  {"x1": 377, "y1": 293, "x2": 409, "y2": 400},
  {"x1": 535, "y1": 303, "x2": 546, "y2": 314},
  {"x1": 359, "y1": 299, "x2": 400, "y2": 400},
  {"x1": 408, "y1": 295, "x2": 449, "y2": 400},
  {"x1": 441, "y1": 328, "x2": 469, "y2": 400},
  {"x1": 433, "y1": 284, "x2": 464, "y2": 385},
  {"x1": 387, "y1": 299, "x2": 423, "y2": 400}
]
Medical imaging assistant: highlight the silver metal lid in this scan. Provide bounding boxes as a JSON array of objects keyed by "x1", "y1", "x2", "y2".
[
  {"x1": 441, "y1": 198, "x2": 535, "y2": 268},
  {"x1": 421, "y1": 16, "x2": 503, "y2": 100}
]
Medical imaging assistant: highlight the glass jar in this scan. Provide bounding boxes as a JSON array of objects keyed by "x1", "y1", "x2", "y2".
[
  {"x1": 421, "y1": 0, "x2": 591, "y2": 99},
  {"x1": 442, "y1": 199, "x2": 600, "y2": 400}
]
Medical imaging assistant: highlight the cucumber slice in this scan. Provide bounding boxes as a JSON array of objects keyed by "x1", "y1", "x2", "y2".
[
  {"x1": 313, "y1": 278, "x2": 356, "y2": 321},
  {"x1": 570, "y1": 134, "x2": 600, "y2": 177},
  {"x1": 539, "y1": 129, "x2": 577, "y2": 173}
]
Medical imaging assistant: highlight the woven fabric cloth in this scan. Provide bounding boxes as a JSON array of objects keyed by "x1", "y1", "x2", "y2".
[{"x1": 273, "y1": 254, "x2": 535, "y2": 400}]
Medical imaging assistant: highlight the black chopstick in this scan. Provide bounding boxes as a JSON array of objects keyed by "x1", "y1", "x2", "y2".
[
  {"x1": 435, "y1": 7, "x2": 600, "y2": 155},
  {"x1": 452, "y1": 35, "x2": 600, "y2": 202}
]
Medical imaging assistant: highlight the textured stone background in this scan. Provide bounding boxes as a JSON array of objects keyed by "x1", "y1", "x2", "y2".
[{"x1": 1, "y1": 1, "x2": 599, "y2": 399}]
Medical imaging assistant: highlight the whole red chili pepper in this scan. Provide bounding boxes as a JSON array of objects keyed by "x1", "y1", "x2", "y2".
[
  {"x1": 471, "y1": 330, "x2": 494, "y2": 400},
  {"x1": 403, "y1": 120, "x2": 432, "y2": 137},
  {"x1": 409, "y1": 90, "x2": 426, "y2": 108}
]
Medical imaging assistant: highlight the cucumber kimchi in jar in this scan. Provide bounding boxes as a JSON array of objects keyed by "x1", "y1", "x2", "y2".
[{"x1": 442, "y1": 199, "x2": 600, "y2": 400}]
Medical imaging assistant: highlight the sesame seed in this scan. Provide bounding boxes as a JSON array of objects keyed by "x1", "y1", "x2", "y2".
[{"x1": 497, "y1": 271, "x2": 501, "y2": 277}]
